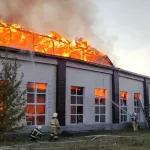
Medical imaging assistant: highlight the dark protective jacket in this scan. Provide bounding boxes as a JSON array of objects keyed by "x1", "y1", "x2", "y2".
[{"x1": 30, "y1": 128, "x2": 42, "y2": 139}]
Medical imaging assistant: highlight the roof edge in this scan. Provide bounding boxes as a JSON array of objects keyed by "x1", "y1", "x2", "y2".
[{"x1": 0, "y1": 46, "x2": 149, "y2": 80}]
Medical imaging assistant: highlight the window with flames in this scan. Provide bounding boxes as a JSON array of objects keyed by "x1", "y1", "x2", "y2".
[
  {"x1": 120, "y1": 91, "x2": 128, "y2": 122},
  {"x1": 95, "y1": 88, "x2": 106, "y2": 123},
  {"x1": 70, "y1": 86, "x2": 84, "y2": 124},
  {"x1": 134, "y1": 93, "x2": 141, "y2": 121},
  {"x1": 26, "y1": 82, "x2": 47, "y2": 125}
]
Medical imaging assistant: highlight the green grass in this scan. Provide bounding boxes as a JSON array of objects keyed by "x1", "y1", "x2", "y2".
[{"x1": 1, "y1": 128, "x2": 150, "y2": 149}]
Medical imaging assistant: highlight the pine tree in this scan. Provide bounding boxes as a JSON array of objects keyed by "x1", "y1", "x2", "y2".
[{"x1": 0, "y1": 54, "x2": 26, "y2": 132}]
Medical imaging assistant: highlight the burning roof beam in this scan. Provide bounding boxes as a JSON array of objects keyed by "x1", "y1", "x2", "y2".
[{"x1": 0, "y1": 21, "x2": 113, "y2": 67}]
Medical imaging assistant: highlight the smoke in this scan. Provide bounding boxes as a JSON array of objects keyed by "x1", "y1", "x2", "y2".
[
  {"x1": 116, "y1": 46, "x2": 150, "y2": 76},
  {"x1": 0, "y1": 0, "x2": 117, "y2": 65}
]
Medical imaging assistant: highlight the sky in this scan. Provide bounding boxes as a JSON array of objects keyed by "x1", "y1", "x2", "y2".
[{"x1": 97, "y1": 0, "x2": 150, "y2": 76}]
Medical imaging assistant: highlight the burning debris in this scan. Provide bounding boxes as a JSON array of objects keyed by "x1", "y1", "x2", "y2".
[{"x1": 0, "y1": 21, "x2": 112, "y2": 66}]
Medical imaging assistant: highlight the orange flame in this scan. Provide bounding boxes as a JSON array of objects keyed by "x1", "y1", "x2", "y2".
[
  {"x1": 120, "y1": 91, "x2": 128, "y2": 99},
  {"x1": 0, "y1": 21, "x2": 111, "y2": 66},
  {"x1": 134, "y1": 93, "x2": 141, "y2": 100},
  {"x1": 95, "y1": 89, "x2": 106, "y2": 97}
]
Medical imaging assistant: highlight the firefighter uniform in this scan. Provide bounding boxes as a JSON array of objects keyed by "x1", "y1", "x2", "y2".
[
  {"x1": 131, "y1": 113, "x2": 138, "y2": 131},
  {"x1": 30, "y1": 126, "x2": 42, "y2": 142},
  {"x1": 49, "y1": 113, "x2": 60, "y2": 141}
]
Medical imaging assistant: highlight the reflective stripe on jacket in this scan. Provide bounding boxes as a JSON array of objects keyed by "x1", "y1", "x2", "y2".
[{"x1": 30, "y1": 128, "x2": 42, "y2": 138}]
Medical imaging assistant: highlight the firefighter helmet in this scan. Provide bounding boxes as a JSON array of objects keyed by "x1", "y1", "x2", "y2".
[
  {"x1": 38, "y1": 125, "x2": 42, "y2": 130},
  {"x1": 53, "y1": 113, "x2": 58, "y2": 117}
]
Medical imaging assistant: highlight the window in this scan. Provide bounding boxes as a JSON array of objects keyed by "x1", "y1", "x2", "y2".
[
  {"x1": 70, "y1": 86, "x2": 84, "y2": 124},
  {"x1": 95, "y1": 88, "x2": 106, "y2": 123},
  {"x1": 26, "y1": 82, "x2": 47, "y2": 125},
  {"x1": 120, "y1": 91, "x2": 128, "y2": 122},
  {"x1": 134, "y1": 93, "x2": 141, "y2": 121}
]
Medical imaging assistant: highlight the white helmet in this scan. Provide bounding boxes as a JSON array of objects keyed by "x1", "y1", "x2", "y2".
[
  {"x1": 37, "y1": 125, "x2": 42, "y2": 130},
  {"x1": 53, "y1": 113, "x2": 58, "y2": 118},
  {"x1": 134, "y1": 113, "x2": 137, "y2": 116}
]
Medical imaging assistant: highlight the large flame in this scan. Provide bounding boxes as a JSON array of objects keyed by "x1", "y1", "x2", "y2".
[{"x1": 0, "y1": 21, "x2": 111, "y2": 66}]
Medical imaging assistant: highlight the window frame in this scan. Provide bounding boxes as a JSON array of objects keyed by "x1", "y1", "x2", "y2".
[
  {"x1": 120, "y1": 91, "x2": 128, "y2": 123},
  {"x1": 134, "y1": 93, "x2": 141, "y2": 121},
  {"x1": 70, "y1": 86, "x2": 84, "y2": 124},
  {"x1": 26, "y1": 82, "x2": 48, "y2": 126},
  {"x1": 94, "y1": 88, "x2": 106, "y2": 123}
]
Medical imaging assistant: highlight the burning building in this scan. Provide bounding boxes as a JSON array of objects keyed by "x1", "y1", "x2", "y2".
[{"x1": 0, "y1": 21, "x2": 149, "y2": 132}]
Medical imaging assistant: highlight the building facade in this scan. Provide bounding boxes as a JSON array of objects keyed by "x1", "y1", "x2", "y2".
[{"x1": 0, "y1": 47, "x2": 149, "y2": 132}]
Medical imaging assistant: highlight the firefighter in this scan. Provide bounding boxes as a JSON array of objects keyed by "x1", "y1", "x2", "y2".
[
  {"x1": 131, "y1": 113, "x2": 138, "y2": 131},
  {"x1": 49, "y1": 113, "x2": 60, "y2": 142},
  {"x1": 30, "y1": 125, "x2": 42, "y2": 142}
]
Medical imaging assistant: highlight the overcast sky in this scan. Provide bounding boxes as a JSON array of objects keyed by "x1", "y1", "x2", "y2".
[{"x1": 97, "y1": 0, "x2": 150, "y2": 76}]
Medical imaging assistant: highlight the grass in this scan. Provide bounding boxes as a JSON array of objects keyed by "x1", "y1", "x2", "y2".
[{"x1": 1, "y1": 128, "x2": 150, "y2": 149}]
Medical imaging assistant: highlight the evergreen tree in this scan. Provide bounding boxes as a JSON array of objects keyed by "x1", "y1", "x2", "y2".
[{"x1": 0, "y1": 54, "x2": 26, "y2": 132}]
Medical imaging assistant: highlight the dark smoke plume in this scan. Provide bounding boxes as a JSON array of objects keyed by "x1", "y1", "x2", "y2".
[{"x1": 0, "y1": 0, "x2": 117, "y2": 64}]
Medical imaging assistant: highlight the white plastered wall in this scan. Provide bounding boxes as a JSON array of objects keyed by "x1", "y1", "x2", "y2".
[
  {"x1": 65, "y1": 61, "x2": 112, "y2": 125},
  {"x1": 0, "y1": 52, "x2": 57, "y2": 127},
  {"x1": 119, "y1": 74, "x2": 144, "y2": 123}
]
